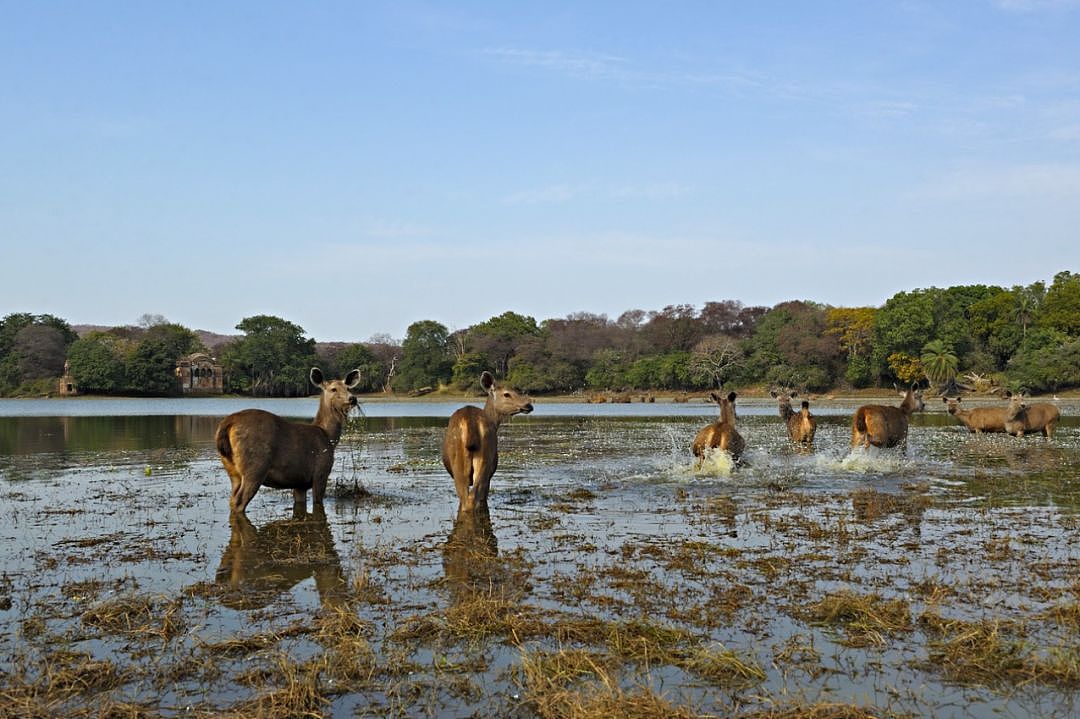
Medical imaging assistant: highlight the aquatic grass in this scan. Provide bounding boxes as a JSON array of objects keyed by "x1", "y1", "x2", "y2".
[
  {"x1": 517, "y1": 647, "x2": 703, "y2": 719},
  {"x1": 672, "y1": 642, "x2": 767, "y2": 687},
  {"x1": 1041, "y1": 600, "x2": 1080, "y2": 631},
  {"x1": 80, "y1": 593, "x2": 185, "y2": 642},
  {"x1": 919, "y1": 611, "x2": 1080, "y2": 688},
  {"x1": 803, "y1": 591, "x2": 913, "y2": 647},
  {"x1": 213, "y1": 652, "x2": 326, "y2": 719},
  {"x1": 311, "y1": 604, "x2": 378, "y2": 688}
]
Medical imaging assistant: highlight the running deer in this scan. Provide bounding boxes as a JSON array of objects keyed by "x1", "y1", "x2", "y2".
[
  {"x1": 771, "y1": 390, "x2": 817, "y2": 444},
  {"x1": 1004, "y1": 392, "x2": 1061, "y2": 438},
  {"x1": 851, "y1": 384, "x2": 925, "y2": 449},
  {"x1": 692, "y1": 391, "x2": 745, "y2": 463},
  {"x1": 942, "y1": 396, "x2": 1007, "y2": 434},
  {"x1": 215, "y1": 367, "x2": 361, "y2": 513},
  {"x1": 442, "y1": 371, "x2": 533, "y2": 512}
]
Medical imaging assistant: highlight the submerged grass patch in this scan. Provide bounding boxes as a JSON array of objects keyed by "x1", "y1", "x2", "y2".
[{"x1": 803, "y1": 591, "x2": 913, "y2": 647}]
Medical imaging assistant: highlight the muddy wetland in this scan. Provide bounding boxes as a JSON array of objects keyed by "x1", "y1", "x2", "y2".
[{"x1": 1, "y1": 396, "x2": 1078, "y2": 719}]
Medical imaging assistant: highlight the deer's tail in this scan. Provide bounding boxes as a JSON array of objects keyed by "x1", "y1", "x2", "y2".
[
  {"x1": 215, "y1": 420, "x2": 233, "y2": 460},
  {"x1": 853, "y1": 408, "x2": 869, "y2": 434}
]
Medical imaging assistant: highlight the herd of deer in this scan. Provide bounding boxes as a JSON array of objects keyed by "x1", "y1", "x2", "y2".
[{"x1": 213, "y1": 368, "x2": 1063, "y2": 515}]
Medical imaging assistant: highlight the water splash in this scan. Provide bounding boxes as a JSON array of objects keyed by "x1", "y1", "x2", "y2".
[
  {"x1": 694, "y1": 446, "x2": 737, "y2": 477},
  {"x1": 830, "y1": 446, "x2": 907, "y2": 474}
]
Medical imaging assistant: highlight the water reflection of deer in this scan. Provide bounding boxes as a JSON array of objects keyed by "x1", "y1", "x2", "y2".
[
  {"x1": 441, "y1": 508, "x2": 507, "y2": 603},
  {"x1": 214, "y1": 505, "x2": 348, "y2": 609}
]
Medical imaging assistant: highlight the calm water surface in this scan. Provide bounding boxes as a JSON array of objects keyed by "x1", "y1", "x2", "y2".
[{"x1": 1, "y1": 397, "x2": 1078, "y2": 717}]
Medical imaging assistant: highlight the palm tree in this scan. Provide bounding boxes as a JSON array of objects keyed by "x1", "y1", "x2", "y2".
[{"x1": 921, "y1": 340, "x2": 958, "y2": 389}]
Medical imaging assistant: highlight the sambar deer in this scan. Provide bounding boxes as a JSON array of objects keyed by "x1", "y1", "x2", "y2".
[
  {"x1": 692, "y1": 391, "x2": 745, "y2": 463},
  {"x1": 851, "y1": 385, "x2": 925, "y2": 449},
  {"x1": 942, "y1": 396, "x2": 1007, "y2": 434},
  {"x1": 1004, "y1": 392, "x2": 1061, "y2": 438},
  {"x1": 215, "y1": 367, "x2": 361, "y2": 513},
  {"x1": 442, "y1": 371, "x2": 533, "y2": 512},
  {"x1": 771, "y1": 390, "x2": 816, "y2": 444}
]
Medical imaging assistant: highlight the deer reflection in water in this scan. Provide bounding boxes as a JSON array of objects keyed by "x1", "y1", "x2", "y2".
[
  {"x1": 214, "y1": 505, "x2": 348, "y2": 610},
  {"x1": 441, "y1": 508, "x2": 516, "y2": 604}
]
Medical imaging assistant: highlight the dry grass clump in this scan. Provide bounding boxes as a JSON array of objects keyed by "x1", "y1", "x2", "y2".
[
  {"x1": 803, "y1": 591, "x2": 912, "y2": 647},
  {"x1": 312, "y1": 604, "x2": 377, "y2": 688},
  {"x1": 202, "y1": 622, "x2": 312, "y2": 657},
  {"x1": 391, "y1": 593, "x2": 548, "y2": 645},
  {"x1": 673, "y1": 643, "x2": 767, "y2": 687},
  {"x1": 213, "y1": 652, "x2": 326, "y2": 719},
  {"x1": 517, "y1": 647, "x2": 703, "y2": 719},
  {"x1": 0, "y1": 649, "x2": 129, "y2": 718},
  {"x1": 80, "y1": 593, "x2": 184, "y2": 642},
  {"x1": 919, "y1": 612, "x2": 1080, "y2": 688},
  {"x1": 741, "y1": 702, "x2": 897, "y2": 719},
  {"x1": 1040, "y1": 601, "x2": 1080, "y2": 632}
]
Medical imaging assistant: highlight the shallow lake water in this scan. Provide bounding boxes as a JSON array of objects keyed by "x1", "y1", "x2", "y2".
[{"x1": 0, "y1": 397, "x2": 1078, "y2": 718}]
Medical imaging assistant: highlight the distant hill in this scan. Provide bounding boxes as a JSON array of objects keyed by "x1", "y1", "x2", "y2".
[
  {"x1": 72, "y1": 325, "x2": 239, "y2": 356},
  {"x1": 72, "y1": 325, "x2": 351, "y2": 359}
]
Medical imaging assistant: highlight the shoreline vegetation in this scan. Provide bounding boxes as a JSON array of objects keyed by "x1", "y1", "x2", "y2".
[{"x1": 3, "y1": 271, "x2": 1078, "y2": 400}]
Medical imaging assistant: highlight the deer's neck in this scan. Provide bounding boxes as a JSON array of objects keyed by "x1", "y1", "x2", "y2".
[
  {"x1": 314, "y1": 403, "x2": 349, "y2": 445},
  {"x1": 482, "y1": 397, "x2": 505, "y2": 428}
]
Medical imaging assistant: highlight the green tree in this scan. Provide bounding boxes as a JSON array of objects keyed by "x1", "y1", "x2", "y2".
[
  {"x1": 1006, "y1": 329, "x2": 1078, "y2": 392},
  {"x1": 221, "y1": 315, "x2": 318, "y2": 396},
  {"x1": 1038, "y1": 271, "x2": 1080, "y2": 336},
  {"x1": 324, "y1": 343, "x2": 383, "y2": 393},
  {"x1": 451, "y1": 352, "x2": 488, "y2": 391},
  {"x1": 67, "y1": 332, "x2": 126, "y2": 394},
  {"x1": 585, "y1": 349, "x2": 630, "y2": 390},
  {"x1": 395, "y1": 320, "x2": 452, "y2": 391},
  {"x1": 921, "y1": 340, "x2": 958, "y2": 386},
  {"x1": 467, "y1": 311, "x2": 541, "y2": 378},
  {"x1": 125, "y1": 323, "x2": 201, "y2": 395},
  {"x1": 0, "y1": 313, "x2": 78, "y2": 393},
  {"x1": 740, "y1": 301, "x2": 841, "y2": 390},
  {"x1": 827, "y1": 307, "x2": 877, "y2": 387}
]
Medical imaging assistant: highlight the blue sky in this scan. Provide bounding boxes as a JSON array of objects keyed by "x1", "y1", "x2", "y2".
[{"x1": 2, "y1": 1, "x2": 1079, "y2": 342}]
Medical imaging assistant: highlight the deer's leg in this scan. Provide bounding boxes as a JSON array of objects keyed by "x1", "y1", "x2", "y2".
[
  {"x1": 472, "y1": 455, "x2": 497, "y2": 506},
  {"x1": 451, "y1": 457, "x2": 474, "y2": 511},
  {"x1": 233, "y1": 478, "x2": 262, "y2": 514},
  {"x1": 293, "y1": 488, "x2": 308, "y2": 505}
]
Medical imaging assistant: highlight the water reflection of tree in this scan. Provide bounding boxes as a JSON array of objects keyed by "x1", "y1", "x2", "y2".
[{"x1": 214, "y1": 505, "x2": 348, "y2": 609}]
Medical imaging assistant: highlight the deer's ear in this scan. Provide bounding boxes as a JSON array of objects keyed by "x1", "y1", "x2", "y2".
[
  {"x1": 344, "y1": 369, "x2": 362, "y2": 388},
  {"x1": 727, "y1": 392, "x2": 737, "y2": 402},
  {"x1": 791, "y1": 391, "x2": 798, "y2": 398},
  {"x1": 480, "y1": 371, "x2": 495, "y2": 391},
  {"x1": 710, "y1": 392, "x2": 721, "y2": 404},
  {"x1": 770, "y1": 390, "x2": 778, "y2": 398},
  {"x1": 310, "y1": 367, "x2": 325, "y2": 387}
]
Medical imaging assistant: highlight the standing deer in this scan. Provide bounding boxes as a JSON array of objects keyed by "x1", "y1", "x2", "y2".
[
  {"x1": 1004, "y1": 392, "x2": 1061, "y2": 438},
  {"x1": 942, "y1": 396, "x2": 1007, "y2": 433},
  {"x1": 692, "y1": 391, "x2": 745, "y2": 463},
  {"x1": 442, "y1": 371, "x2": 533, "y2": 512},
  {"x1": 215, "y1": 367, "x2": 361, "y2": 513},
  {"x1": 771, "y1": 390, "x2": 817, "y2": 444},
  {"x1": 851, "y1": 385, "x2": 925, "y2": 449}
]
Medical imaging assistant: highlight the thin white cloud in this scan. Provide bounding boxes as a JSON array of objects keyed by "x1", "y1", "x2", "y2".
[
  {"x1": 502, "y1": 181, "x2": 691, "y2": 206},
  {"x1": 994, "y1": 0, "x2": 1080, "y2": 12},
  {"x1": 916, "y1": 163, "x2": 1080, "y2": 199},
  {"x1": 482, "y1": 47, "x2": 631, "y2": 81}
]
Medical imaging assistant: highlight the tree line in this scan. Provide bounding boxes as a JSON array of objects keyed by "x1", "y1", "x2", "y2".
[{"x1": 2, "y1": 271, "x2": 1077, "y2": 398}]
